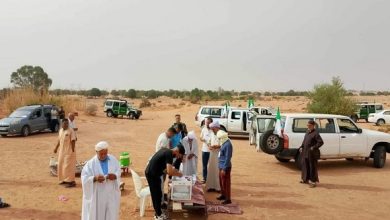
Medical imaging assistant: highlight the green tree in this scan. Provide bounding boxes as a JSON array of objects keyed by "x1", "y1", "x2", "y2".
[
  {"x1": 307, "y1": 77, "x2": 357, "y2": 116},
  {"x1": 10, "y1": 65, "x2": 52, "y2": 91},
  {"x1": 89, "y1": 88, "x2": 102, "y2": 97},
  {"x1": 127, "y1": 89, "x2": 137, "y2": 98}
]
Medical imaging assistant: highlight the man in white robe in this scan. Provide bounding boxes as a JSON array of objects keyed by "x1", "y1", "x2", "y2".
[
  {"x1": 180, "y1": 131, "x2": 198, "y2": 176},
  {"x1": 81, "y1": 141, "x2": 121, "y2": 220}
]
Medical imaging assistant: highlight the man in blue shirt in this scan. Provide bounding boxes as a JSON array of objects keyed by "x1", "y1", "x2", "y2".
[{"x1": 216, "y1": 131, "x2": 233, "y2": 205}]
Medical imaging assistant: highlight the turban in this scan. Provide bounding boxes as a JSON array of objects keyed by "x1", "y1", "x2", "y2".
[
  {"x1": 187, "y1": 131, "x2": 196, "y2": 140},
  {"x1": 95, "y1": 141, "x2": 109, "y2": 151},
  {"x1": 217, "y1": 130, "x2": 229, "y2": 144},
  {"x1": 209, "y1": 121, "x2": 220, "y2": 129}
]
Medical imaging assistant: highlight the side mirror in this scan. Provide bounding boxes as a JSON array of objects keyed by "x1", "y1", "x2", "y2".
[{"x1": 357, "y1": 128, "x2": 363, "y2": 134}]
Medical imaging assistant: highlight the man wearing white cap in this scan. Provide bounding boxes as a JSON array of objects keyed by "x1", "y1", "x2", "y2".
[
  {"x1": 206, "y1": 120, "x2": 223, "y2": 192},
  {"x1": 81, "y1": 141, "x2": 121, "y2": 220}
]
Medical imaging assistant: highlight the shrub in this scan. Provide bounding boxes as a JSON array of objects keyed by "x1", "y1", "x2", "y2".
[
  {"x1": 139, "y1": 98, "x2": 152, "y2": 108},
  {"x1": 85, "y1": 104, "x2": 98, "y2": 116},
  {"x1": 2, "y1": 88, "x2": 85, "y2": 115},
  {"x1": 307, "y1": 77, "x2": 357, "y2": 116}
]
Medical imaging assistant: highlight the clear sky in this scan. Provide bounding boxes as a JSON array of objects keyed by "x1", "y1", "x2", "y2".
[{"x1": 0, "y1": 0, "x2": 389, "y2": 91}]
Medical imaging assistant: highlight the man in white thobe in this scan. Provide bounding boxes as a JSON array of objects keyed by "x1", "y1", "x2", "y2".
[
  {"x1": 81, "y1": 141, "x2": 121, "y2": 220},
  {"x1": 180, "y1": 131, "x2": 198, "y2": 176},
  {"x1": 155, "y1": 127, "x2": 176, "y2": 152}
]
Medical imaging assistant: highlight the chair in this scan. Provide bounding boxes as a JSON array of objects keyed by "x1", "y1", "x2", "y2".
[{"x1": 130, "y1": 169, "x2": 151, "y2": 217}]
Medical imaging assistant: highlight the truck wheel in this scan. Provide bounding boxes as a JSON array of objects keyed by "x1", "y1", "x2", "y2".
[
  {"x1": 106, "y1": 111, "x2": 113, "y2": 117},
  {"x1": 135, "y1": 115, "x2": 140, "y2": 120},
  {"x1": 275, "y1": 155, "x2": 290, "y2": 163},
  {"x1": 376, "y1": 119, "x2": 385, "y2": 126},
  {"x1": 295, "y1": 152, "x2": 302, "y2": 170},
  {"x1": 21, "y1": 126, "x2": 30, "y2": 137},
  {"x1": 129, "y1": 112, "x2": 135, "y2": 119},
  {"x1": 346, "y1": 158, "x2": 354, "y2": 161},
  {"x1": 1, "y1": 134, "x2": 7, "y2": 138},
  {"x1": 373, "y1": 146, "x2": 386, "y2": 168},
  {"x1": 351, "y1": 115, "x2": 358, "y2": 123},
  {"x1": 260, "y1": 130, "x2": 284, "y2": 155}
]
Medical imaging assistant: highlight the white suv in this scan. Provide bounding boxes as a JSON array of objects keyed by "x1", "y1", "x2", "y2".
[{"x1": 254, "y1": 113, "x2": 390, "y2": 169}]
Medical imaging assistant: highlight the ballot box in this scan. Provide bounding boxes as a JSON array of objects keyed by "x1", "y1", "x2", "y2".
[{"x1": 170, "y1": 176, "x2": 193, "y2": 201}]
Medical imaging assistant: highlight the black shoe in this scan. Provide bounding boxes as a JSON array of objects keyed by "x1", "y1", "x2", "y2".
[
  {"x1": 65, "y1": 181, "x2": 76, "y2": 188},
  {"x1": 222, "y1": 200, "x2": 232, "y2": 205},
  {"x1": 217, "y1": 195, "x2": 226, "y2": 201}
]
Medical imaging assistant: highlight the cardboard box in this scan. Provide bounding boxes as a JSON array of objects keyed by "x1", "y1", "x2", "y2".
[{"x1": 171, "y1": 176, "x2": 192, "y2": 201}]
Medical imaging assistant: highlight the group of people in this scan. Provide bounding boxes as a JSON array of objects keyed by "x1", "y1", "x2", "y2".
[{"x1": 147, "y1": 114, "x2": 234, "y2": 220}]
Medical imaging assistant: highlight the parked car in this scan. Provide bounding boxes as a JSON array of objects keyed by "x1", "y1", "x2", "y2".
[
  {"x1": 104, "y1": 99, "x2": 142, "y2": 119},
  {"x1": 351, "y1": 103, "x2": 384, "y2": 122},
  {"x1": 195, "y1": 106, "x2": 225, "y2": 127},
  {"x1": 255, "y1": 113, "x2": 390, "y2": 169},
  {"x1": 368, "y1": 110, "x2": 390, "y2": 125},
  {"x1": 0, "y1": 104, "x2": 59, "y2": 137}
]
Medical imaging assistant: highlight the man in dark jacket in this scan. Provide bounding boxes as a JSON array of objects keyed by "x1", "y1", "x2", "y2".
[
  {"x1": 300, "y1": 120, "x2": 324, "y2": 188},
  {"x1": 173, "y1": 114, "x2": 188, "y2": 138}
]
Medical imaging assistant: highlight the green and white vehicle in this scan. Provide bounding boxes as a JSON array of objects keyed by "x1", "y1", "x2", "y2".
[
  {"x1": 351, "y1": 102, "x2": 384, "y2": 122},
  {"x1": 104, "y1": 99, "x2": 142, "y2": 119}
]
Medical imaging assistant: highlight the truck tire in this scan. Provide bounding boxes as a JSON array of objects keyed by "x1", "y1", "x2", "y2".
[
  {"x1": 373, "y1": 146, "x2": 386, "y2": 168},
  {"x1": 346, "y1": 158, "x2": 354, "y2": 161},
  {"x1": 1, "y1": 134, "x2": 7, "y2": 138},
  {"x1": 351, "y1": 115, "x2": 358, "y2": 123},
  {"x1": 260, "y1": 130, "x2": 284, "y2": 155},
  {"x1": 129, "y1": 112, "x2": 135, "y2": 119},
  {"x1": 135, "y1": 115, "x2": 140, "y2": 120},
  {"x1": 275, "y1": 155, "x2": 290, "y2": 163},
  {"x1": 21, "y1": 125, "x2": 30, "y2": 137},
  {"x1": 106, "y1": 110, "x2": 113, "y2": 117},
  {"x1": 376, "y1": 119, "x2": 385, "y2": 126},
  {"x1": 295, "y1": 152, "x2": 302, "y2": 170}
]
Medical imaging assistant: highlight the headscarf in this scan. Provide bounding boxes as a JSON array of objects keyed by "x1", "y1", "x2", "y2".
[
  {"x1": 217, "y1": 130, "x2": 229, "y2": 145},
  {"x1": 95, "y1": 141, "x2": 109, "y2": 151},
  {"x1": 209, "y1": 121, "x2": 220, "y2": 129},
  {"x1": 187, "y1": 131, "x2": 196, "y2": 140}
]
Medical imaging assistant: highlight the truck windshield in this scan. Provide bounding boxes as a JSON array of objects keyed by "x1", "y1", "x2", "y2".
[{"x1": 9, "y1": 110, "x2": 30, "y2": 118}]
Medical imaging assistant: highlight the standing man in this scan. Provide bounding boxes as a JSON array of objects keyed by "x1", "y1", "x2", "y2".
[
  {"x1": 53, "y1": 119, "x2": 77, "y2": 188},
  {"x1": 145, "y1": 145, "x2": 185, "y2": 220},
  {"x1": 68, "y1": 113, "x2": 78, "y2": 140},
  {"x1": 156, "y1": 127, "x2": 176, "y2": 152},
  {"x1": 50, "y1": 106, "x2": 59, "y2": 132},
  {"x1": 216, "y1": 131, "x2": 233, "y2": 205},
  {"x1": 81, "y1": 141, "x2": 121, "y2": 220},
  {"x1": 173, "y1": 114, "x2": 188, "y2": 138},
  {"x1": 300, "y1": 120, "x2": 324, "y2": 188},
  {"x1": 180, "y1": 131, "x2": 198, "y2": 176},
  {"x1": 206, "y1": 120, "x2": 221, "y2": 192},
  {"x1": 58, "y1": 106, "x2": 65, "y2": 127},
  {"x1": 200, "y1": 117, "x2": 212, "y2": 183}
]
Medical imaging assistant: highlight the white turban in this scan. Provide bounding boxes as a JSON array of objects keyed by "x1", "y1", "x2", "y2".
[
  {"x1": 209, "y1": 121, "x2": 220, "y2": 129},
  {"x1": 217, "y1": 130, "x2": 229, "y2": 144},
  {"x1": 187, "y1": 131, "x2": 196, "y2": 140},
  {"x1": 95, "y1": 141, "x2": 109, "y2": 151}
]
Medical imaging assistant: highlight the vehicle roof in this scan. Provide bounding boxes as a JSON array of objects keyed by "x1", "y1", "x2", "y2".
[
  {"x1": 18, "y1": 105, "x2": 53, "y2": 110},
  {"x1": 357, "y1": 103, "x2": 383, "y2": 105},
  {"x1": 106, "y1": 99, "x2": 127, "y2": 102},
  {"x1": 200, "y1": 105, "x2": 225, "y2": 108},
  {"x1": 256, "y1": 113, "x2": 351, "y2": 119}
]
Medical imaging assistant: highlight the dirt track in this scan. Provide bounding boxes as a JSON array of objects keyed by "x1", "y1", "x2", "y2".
[{"x1": 1, "y1": 98, "x2": 390, "y2": 220}]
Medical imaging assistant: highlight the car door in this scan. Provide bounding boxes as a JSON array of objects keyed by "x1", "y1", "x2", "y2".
[
  {"x1": 30, "y1": 109, "x2": 45, "y2": 131},
  {"x1": 228, "y1": 110, "x2": 243, "y2": 132},
  {"x1": 314, "y1": 118, "x2": 340, "y2": 158},
  {"x1": 112, "y1": 102, "x2": 120, "y2": 115},
  {"x1": 119, "y1": 102, "x2": 128, "y2": 115},
  {"x1": 337, "y1": 118, "x2": 367, "y2": 157}
]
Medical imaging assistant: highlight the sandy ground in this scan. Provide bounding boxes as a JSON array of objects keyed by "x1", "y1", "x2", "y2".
[{"x1": 1, "y1": 96, "x2": 390, "y2": 220}]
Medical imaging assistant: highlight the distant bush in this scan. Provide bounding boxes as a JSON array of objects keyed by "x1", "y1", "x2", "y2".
[
  {"x1": 139, "y1": 98, "x2": 152, "y2": 108},
  {"x1": 307, "y1": 77, "x2": 357, "y2": 116},
  {"x1": 2, "y1": 88, "x2": 85, "y2": 115},
  {"x1": 85, "y1": 104, "x2": 98, "y2": 116}
]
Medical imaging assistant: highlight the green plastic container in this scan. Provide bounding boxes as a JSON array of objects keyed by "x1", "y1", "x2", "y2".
[{"x1": 120, "y1": 152, "x2": 131, "y2": 167}]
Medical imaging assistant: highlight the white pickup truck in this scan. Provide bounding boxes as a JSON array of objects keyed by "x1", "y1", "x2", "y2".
[
  {"x1": 253, "y1": 113, "x2": 390, "y2": 169},
  {"x1": 195, "y1": 105, "x2": 274, "y2": 136}
]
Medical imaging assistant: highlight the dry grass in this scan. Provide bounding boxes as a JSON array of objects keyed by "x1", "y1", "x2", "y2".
[
  {"x1": 139, "y1": 98, "x2": 152, "y2": 108},
  {"x1": 1, "y1": 88, "x2": 85, "y2": 115},
  {"x1": 378, "y1": 125, "x2": 390, "y2": 133},
  {"x1": 84, "y1": 104, "x2": 98, "y2": 116}
]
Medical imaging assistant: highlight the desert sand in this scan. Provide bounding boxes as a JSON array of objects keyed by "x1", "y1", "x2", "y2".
[{"x1": 1, "y1": 96, "x2": 390, "y2": 220}]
